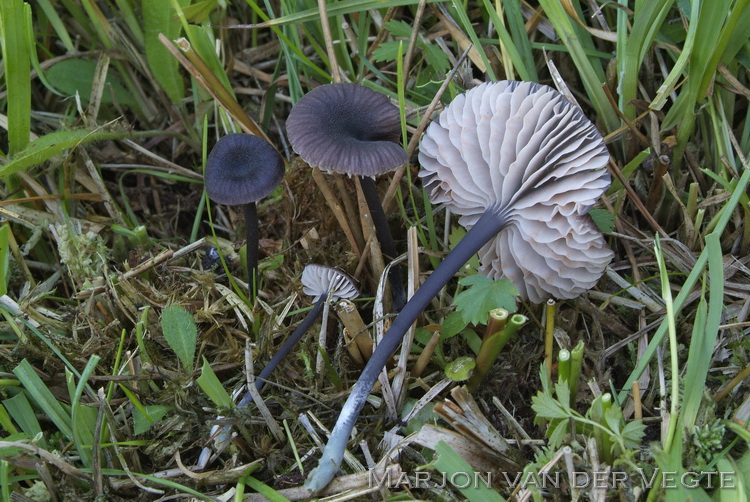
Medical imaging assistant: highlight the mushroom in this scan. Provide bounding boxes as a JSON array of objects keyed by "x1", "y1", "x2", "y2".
[
  {"x1": 204, "y1": 133, "x2": 284, "y2": 299},
  {"x1": 286, "y1": 83, "x2": 408, "y2": 310},
  {"x1": 304, "y1": 80, "x2": 614, "y2": 492},
  {"x1": 234, "y1": 264, "x2": 359, "y2": 409},
  {"x1": 209, "y1": 264, "x2": 358, "y2": 450}
]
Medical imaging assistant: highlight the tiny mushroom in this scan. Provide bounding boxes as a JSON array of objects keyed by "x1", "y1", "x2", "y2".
[
  {"x1": 211, "y1": 264, "x2": 358, "y2": 448},
  {"x1": 205, "y1": 133, "x2": 284, "y2": 299},
  {"x1": 235, "y1": 264, "x2": 358, "y2": 408},
  {"x1": 305, "y1": 80, "x2": 614, "y2": 492},
  {"x1": 286, "y1": 83, "x2": 408, "y2": 310}
]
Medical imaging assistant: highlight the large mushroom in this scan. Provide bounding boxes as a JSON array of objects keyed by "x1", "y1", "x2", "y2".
[
  {"x1": 286, "y1": 83, "x2": 408, "y2": 310},
  {"x1": 205, "y1": 133, "x2": 284, "y2": 300},
  {"x1": 305, "y1": 80, "x2": 613, "y2": 492}
]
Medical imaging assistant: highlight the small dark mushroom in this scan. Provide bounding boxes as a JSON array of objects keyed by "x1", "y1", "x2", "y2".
[
  {"x1": 205, "y1": 133, "x2": 284, "y2": 299},
  {"x1": 305, "y1": 81, "x2": 614, "y2": 492},
  {"x1": 287, "y1": 83, "x2": 408, "y2": 310}
]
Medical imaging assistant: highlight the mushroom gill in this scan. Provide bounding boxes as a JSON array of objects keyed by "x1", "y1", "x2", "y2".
[
  {"x1": 305, "y1": 80, "x2": 613, "y2": 493},
  {"x1": 418, "y1": 80, "x2": 613, "y2": 302}
]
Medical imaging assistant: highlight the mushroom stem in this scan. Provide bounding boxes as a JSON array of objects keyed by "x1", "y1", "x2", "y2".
[
  {"x1": 236, "y1": 296, "x2": 327, "y2": 408},
  {"x1": 212, "y1": 295, "x2": 328, "y2": 448},
  {"x1": 244, "y1": 202, "x2": 259, "y2": 301},
  {"x1": 304, "y1": 208, "x2": 508, "y2": 492},
  {"x1": 359, "y1": 176, "x2": 406, "y2": 311}
]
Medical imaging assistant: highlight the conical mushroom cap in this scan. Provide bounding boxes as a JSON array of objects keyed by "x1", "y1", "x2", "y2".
[
  {"x1": 205, "y1": 134, "x2": 284, "y2": 206},
  {"x1": 301, "y1": 264, "x2": 359, "y2": 302},
  {"x1": 418, "y1": 81, "x2": 613, "y2": 302},
  {"x1": 287, "y1": 83, "x2": 408, "y2": 177}
]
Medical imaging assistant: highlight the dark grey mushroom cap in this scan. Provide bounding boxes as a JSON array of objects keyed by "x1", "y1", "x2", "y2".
[
  {"x1": 286, "y1": 83, "x2": 408, "y2": 177},
  {"x1": 301, "y1": 264, "x2": 359, "y2": 302},
  {"x1": 205, "y1": 133, "x2": 284, "y2": 205}
]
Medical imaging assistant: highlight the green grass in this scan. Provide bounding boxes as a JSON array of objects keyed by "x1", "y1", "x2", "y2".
[{"x1": 1, "y1": 0, "x2": 750, "y2": 500}]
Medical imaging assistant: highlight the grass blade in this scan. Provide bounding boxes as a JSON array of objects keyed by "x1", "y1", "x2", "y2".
[
  {"x1": 0, "y1": 0, "x2": 32, "y2": 156},
  {"x1": 0, "y1": 129, "x2": 134, "y2": 179},
  {"x1": 143, "y1": 0, "x2": 189, "y2": 103},
  {"x1": 617, "y1": 167, "x2": 750, "y2": 402},
  {"x1": 431, "y1": 440, "x2": 506, "y2": 502},
  {"x1": 2, "y1": 394, "x2": 44, "y2": 446},
  {"x1": 537, "y1": 0, "x2": 619, "y2": 133},
  {"x1": 12, "y1": 359, "x2": 73, "y2": 441}
]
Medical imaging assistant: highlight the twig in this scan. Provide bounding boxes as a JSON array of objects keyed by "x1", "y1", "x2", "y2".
[
  {"x1": 310, "y1": 168, "x2": 362, "y2": 257},
  {"x1": 0, "y1": 441, "x2": 92, "y2": 483},
  {"x1": 381, "y1": 45, "x2": 473, "y2": 213},
  {"x1": 317, "y1": 0, "x2": 341, "y2": 83},
  {"x1": 412, "y1": 329, "x2": 441, "y2": 378},
  {"x1": 402, "y1": 0, "x2": 428, "y2": 90},
  {"x1": 713, "y1": 364, "x2": 750, "y2": 402},
  {"x1": 391, "y1": 226, "x2": 419, "y2": 406},
  {"x1": 159, "y1": 35, "x2": 270, "y2": 142},
  {"x1": 244, "y1": 341, "x2": 285, "y2": 442}
]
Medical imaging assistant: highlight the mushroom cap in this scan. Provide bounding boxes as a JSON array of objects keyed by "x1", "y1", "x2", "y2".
[
  {"x1": 205, "y1": 133, "x2": 284, "y2": 206},
  {"x1": 418, "y1": 81, "x2": 613, "y2": 302},
  {"x1": 286, "y1": 83, "x2": 408, "y2": 176},
  {"x1": 301, "y1": 264, "x2": 359, "y2": 302}
]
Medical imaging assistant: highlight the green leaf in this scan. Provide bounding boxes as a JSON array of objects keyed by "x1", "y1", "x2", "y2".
[
  {"x1": 260, "y1": 254, "x2": 284, "y2": 272},
  {"x1": 0, "y1": 225, "x2": 9, "y2": 297},
  {"x1": 12, "y1": 359, "x2": 73, "y2": 440},
  {"x1": 603, "y1": 404, "x2": 623, "y2": 436},
  {"x1": 0, "y1": 128, "x2": 133, "y2": 179},
  {"x1": 371, "y1": 41, "x2": 401, "y2": 63},
  {"x1": 243, "y1": 476, "x2": 292, "y2": 502},
  {"x1": 621, "y1": 420, "x2": 647, "y2": 450},
  {"x1": 182, "y1": 0, "x2": 219, "y2": 24},
  {"x1": 46, "y1": 59, "x2": 136, "y2": 106},
  {"x1": 553, "y1": 383, "x2": 572, "y2": 414},
  {"x1": 531, "y1": 392, "x2": 570, "y2": 420},
  {"x1": 547, "y1": 419, "x2": 569, "y2": 448},
  {"x1": 432, "y1": 441, "x2": 506, "y2": 502},
  {"x1": 133, "y1": 405, "x2": 172, "y2": 435},
  {"x1": 383, "y1": 19, "x2": 413, "y2": 38},
  {"x1": 441, "y1": 311, "x2": 469, "y2": 338},
  {"x1": 444, "y1": 356, "x2": 475, "y2": 382},
  {"x1": 423, "y1": 43, "x2": 451, "y2": 75},
  {"x1": 0, "y1": 0, "x2": 32, "y2": 155},
  {"x1": 454, "y1": 276, "x2": 518, "y2": 326},
  {"x1": 2, "y1": 394, "x2": 43, "y2": 446},
  {"x1": 142, "y1": 0, "x2": 188, "y2": 103},
  {"x1": 449, "y1": 226, "x2": 480, "y2": 274},
  {"x1": 196, "y1": 357, "x2": 232, "y2": 409},
  {"x1": 589, "y1": 208, "x2": 615, "y2": 234},
  {"x1": 160, "y1": 305, "x2": 197, "y2": 370}
]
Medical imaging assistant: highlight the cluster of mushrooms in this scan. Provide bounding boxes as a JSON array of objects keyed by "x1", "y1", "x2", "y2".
[{"x1": 203, "y1": 80, "x2": 613, "y2": 493}]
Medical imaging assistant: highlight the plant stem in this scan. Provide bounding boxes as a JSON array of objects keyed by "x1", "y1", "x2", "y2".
[
  {"x1": 482, "y1": 307, "x2": 509, "y2": 341},
  {"x1": 359, "y1": 175, "x2": 406, "y2": 311},
  {"x1": 244, "y1": 202, "x2": 258, "y2": 302},
  {"x1": 558, "y1": 349, "x2": 571, "y2": 387},
  {"x1": 304, "y1": 209, "x2": 507, "y2": 492},
  {"x1": 544, "y1": 299, "x2": 556, "y2": 383},
  {"x1": 569, "y1": 340, "x2": 584, "y2": 400},
  {"x1": 467, "y1": 309, "x2": 517, "y2": 392}
]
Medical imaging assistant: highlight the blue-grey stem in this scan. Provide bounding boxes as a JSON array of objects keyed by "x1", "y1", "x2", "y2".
[
  {"x1": 244, "y1": 202, "x2": 259, "y2": 302},
  {"x1": 359, "y1": 176, "x2": 406, "y2": 311},
  {"x1": 237, "y1": 296, "x2": 327, "y2": 408},
  {"x1": 213, "y1": 296, "x2": 327, "y2": 446},
  {"x1": 304, "y1": 208, "x2": 508, "y2": 492}
]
